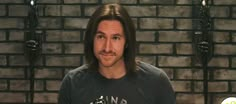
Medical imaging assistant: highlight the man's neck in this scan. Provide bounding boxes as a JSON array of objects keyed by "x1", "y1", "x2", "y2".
[{"x1": 98, "y1": 61, "x2": 126, "y2": 79}]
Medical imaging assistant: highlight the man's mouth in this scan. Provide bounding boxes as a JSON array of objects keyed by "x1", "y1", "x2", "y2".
[
  {"x1": 101, "y1": 53, "x2": 114, "y2": 56},
  {"x1": 99, "y1": 51, "x2": 115, "y2": 56}
]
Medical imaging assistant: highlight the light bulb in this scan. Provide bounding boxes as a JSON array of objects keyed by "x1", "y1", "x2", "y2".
[
  {"x1": 30, "y1": 0, "x2": 35, "y2": 6},
  {"x1": 202, "y1": 0, "x2": 206, "y2": 6}
]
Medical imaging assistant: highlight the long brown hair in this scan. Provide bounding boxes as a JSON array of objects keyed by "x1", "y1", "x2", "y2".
[{"x1": 84, "y1": 3, "x2": 136, "y2": 74}]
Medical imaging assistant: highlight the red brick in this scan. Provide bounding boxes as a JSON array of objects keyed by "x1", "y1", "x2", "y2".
[
  {"x1": 0, "y1": 31, "x2": 6, "y2": 41},
  {"x1": 176, "y1": 43, "x2": 193, "y2": 55},
  {"x1": 45, "y1": 5, "x2": 61, "y2": 16},
  {"x1": 176, "y1": 0, "x2": 192, "y2": 4},
  {"x1": 176, "y1": 69, "x2": 203, "y2": 80},
  {"x1": 136, "y1": 31, "x2": 155, "y2": 42},
  {"x1": 0, "y1": 5, "x2": 6, "y2": 16},
  {"x1": 231, "y1": 82, "x2": 236, "y2": 92},
  {"x1": 210, "y1": 6, "x2": 230, "y2": 17},
  {"x1": 158, "y1": 56, "x2": 191, "y2": 67},
  {"x1": 46, "y1": 30, "x2": 81, "y2": 42},
  {"x1": 139, "y1": 44, "x2": 173, "y2": 54},
  {"x1": 140, "y1": 0, "x2": 174, "y2": 4},
  {"x1": 64, "y1": 0, "x2": 97, "y2": 3},
  {"x1": 194, "y1": 81, "x2": 203, "y2": 92},
  {"x1": 37, "y1": 0, "x2": 61, "y2": 3},
  {"x1": 0, "y1": 0, "x2": 24, "y2": 3},
  {"x1": 64, "y1": 18, "x2": 89, "y2": 29},
  {"x1": 46, "y1": 80, "x2": 61, "y2": 91},
  {"x1": 140, "y1": 18, "x2": 173, "y2": 29},
  {"x1": 0, "y1": 43, "x2": 24, "y2": 53},
  {"x1": 208, "y1": 82, "x2": 228, "y2": 92},
  {"x1": 0, "y1": 93, "x2": 25, "y2": 103},
  {"x1": 0, "y1": 18, "x2": 24, "y2": 29},
  {"x1": 35, "y1": 68, "x2": 62, "y2": 79},
  {"x1": 9, "y1": 55, "x2": 43, "y2": 66},
  {"x1": 35, "y1": 80, "x2": 44, "y2": 91},
  {"x1": 214, "y1": 0, "x2": 236, "y2": 5},
  {"x1": 215, "y1": 19, "x2": 236, "y2": 30},
  {"x1": 9, "y1": 30, "x2": 24, "y2": 41},
  {"x1": 42, "y1": 43, "x2": 62, "y2": 54},
  {"x1": 214, "y1": 44, "x2": 236, "y2": 55},
  {"x1": 9, "y1": 5, "x2": 28, "y2": 16},
  {"x1": 62, "y1": 5, "x2": 81, "y2": 16},
  {"x1": 0, "y1": 55, "x2": 6, "y2": 66},
  {"x1": 214, "y1": 70, "x2": 236, "y2": 80},
  {"x1": 176, "y1": 94, "x2": 204, "y2": 104},
  {"x1": 124, "y1": 6, "x2": 156, "y2": 17},
  {"x1": 34, "y1": 93, "x2": 58, "y2": 103},
  {"x1": 0, "y1": 80, "x2": 7, "y2": 90},
  {"x1": 0, "y1": 68, "x2": 24, "y2": 78},
  {"x1": 159, "y1": 31, "x2": 191, "y2": 42},
  {"x1": 213, "y1": 32, "x2": 230, "y2": 43},
  {"x1": 10, "y1": 80, "x2": 29, "y2": 91},
  {"x1": 158, "y1": 6, "x2": 191, "y2": 17},
  {"x1": 176, "y1": 19, "x2": 192, "y2": 29},
  {"x1": 64, "y1": 43, "x2": 84, "y2": 54},
  {"x1": 103, "y1": 0, "x2": 137, "y2": 4},
  {"x1": 46, "y1": 56, "x2": 81, "y2": 67},
  {"x1": 208, "y1": 57, "x2": 229, "y2": 67},
  {"x1": 171, "y1": 81, "x2": 191, "y2": 92},
  {"x1": 38, "y1": 18, "x2": 61, "y2": 29}
]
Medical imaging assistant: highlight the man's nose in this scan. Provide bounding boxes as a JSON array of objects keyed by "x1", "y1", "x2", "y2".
[{"x1": 104, "y1": 38, "x2": 112, "y2": 52}]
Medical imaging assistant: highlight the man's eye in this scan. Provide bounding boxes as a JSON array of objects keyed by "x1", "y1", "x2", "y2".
[
  {"x1": 113, "y1": 36, "x2": 120, "y2": 40},
  {"x1": 97, "y1": 35, "x2": 104, "y2": 39}
]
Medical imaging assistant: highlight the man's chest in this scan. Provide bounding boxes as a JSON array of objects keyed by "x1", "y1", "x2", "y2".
[{"x1": 71, "y1": 79, "x2": 150, "y2": 104}]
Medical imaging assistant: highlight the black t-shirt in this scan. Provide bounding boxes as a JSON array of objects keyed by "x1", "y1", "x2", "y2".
[{"x1": 58, "y1": 61, "x2": 176, "y2": 104}]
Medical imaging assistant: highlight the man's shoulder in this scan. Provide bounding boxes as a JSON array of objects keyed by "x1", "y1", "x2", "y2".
[
  {"x1": 66, "y1": 64, "x2": 89, "y2": 78},
  {"x1": 136, "y1": 61, "x2": 168, "y2": 78},
  {"x1": 69, "y1": 64, "x2": 88, "y2": 73}
]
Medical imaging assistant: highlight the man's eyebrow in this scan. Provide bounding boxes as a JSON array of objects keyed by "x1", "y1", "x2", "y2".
[
  {"x1": 96, "y1": 30, "x2": 124, "y2": 37},
  {"x1": 113, "y1": 33, "x2": 123, "y2": 37},
  {"x1": 96, "y1": 31, "x2": 105, "y2": 35}
]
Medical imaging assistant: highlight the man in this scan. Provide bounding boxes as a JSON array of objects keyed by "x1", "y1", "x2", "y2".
[{"x1": 58, "y1": 3, "x2": 176, "y2": 104}]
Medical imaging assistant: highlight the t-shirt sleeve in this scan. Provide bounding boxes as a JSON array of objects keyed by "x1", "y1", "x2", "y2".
[
  {"x1": 58, "y1": 74, "x2": 72, "y2": 104},
  {"x1": 158, "y1": 72, "x2": 176, "y2": 104},
  {"x1": 137, "y1": 61, "x2": 176, "y2": 104}
]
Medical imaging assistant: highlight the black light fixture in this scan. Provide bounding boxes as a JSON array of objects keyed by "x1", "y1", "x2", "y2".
[
  {"x1": 192, "y1": 0, "x2": 213, "y2": 104},
  {"x1": 25, "y1": 0, "x2": 42, "y2": 104}
]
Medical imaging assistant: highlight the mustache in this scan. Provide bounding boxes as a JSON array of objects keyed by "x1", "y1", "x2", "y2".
[{"x1": 98, "y1": 50, "x2": 116, "y2": 56}]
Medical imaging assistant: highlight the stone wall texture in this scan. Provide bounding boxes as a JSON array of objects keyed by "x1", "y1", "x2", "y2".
[{"x1": 0, "y1": 0, "x2": 235, "y2": 104}]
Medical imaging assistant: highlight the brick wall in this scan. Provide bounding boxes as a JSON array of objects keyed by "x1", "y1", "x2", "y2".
[{"x1": 0, "y1": 0, "x2": 235, "y2": 104}]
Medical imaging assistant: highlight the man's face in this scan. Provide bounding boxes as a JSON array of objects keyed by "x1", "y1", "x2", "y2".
[{"x1": 93, "y1": 20, "x2": 126, "y2": 68}]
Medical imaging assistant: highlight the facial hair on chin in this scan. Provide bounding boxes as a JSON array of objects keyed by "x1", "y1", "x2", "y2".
[{"x1": 97, "y1": 49, "x2": 123, "y2": 67}]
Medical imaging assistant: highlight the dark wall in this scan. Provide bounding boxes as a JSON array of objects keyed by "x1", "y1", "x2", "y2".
[{"x1": 0, "y1": 0, "x2": 235, "y2": 104}]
